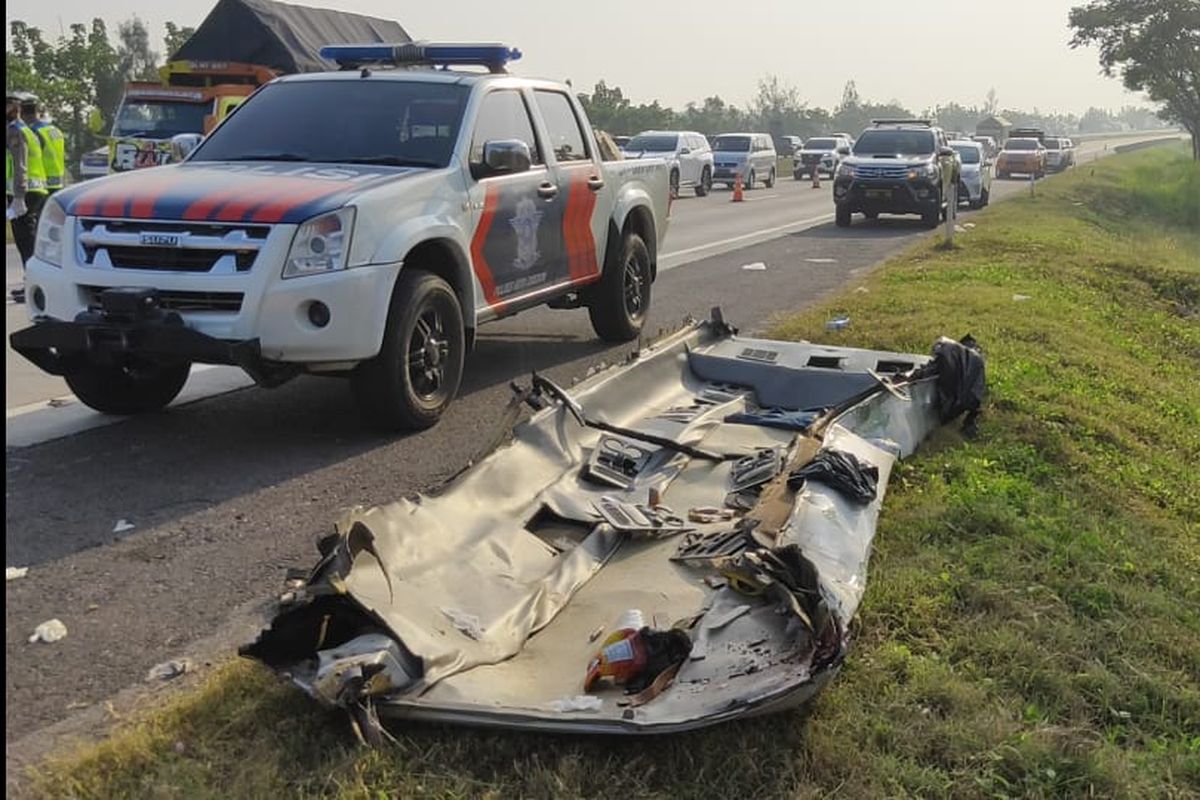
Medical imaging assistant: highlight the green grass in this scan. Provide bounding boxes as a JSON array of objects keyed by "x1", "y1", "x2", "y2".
[{"x1": 21, "y1": 147, "x2": 1200, "y2": 799}]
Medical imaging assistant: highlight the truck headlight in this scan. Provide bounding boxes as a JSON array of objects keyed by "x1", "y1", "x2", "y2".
[
  {"x1": 908, "y1": 164, "x2": 938, "y2": 181},
  {"x1": 837, "y1": 163, "x2": 855, "y2": 178},
  {"x1": 34, "y1": 198, "x2": 67, "y2": 267},
  {"x1": 283, "y1": 208, "x2": 354, "y2": 279}
]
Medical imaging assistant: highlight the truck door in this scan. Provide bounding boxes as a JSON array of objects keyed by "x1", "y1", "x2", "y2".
[
  {"x1": 466, "y1": 89, "x2": 565, "y2": 316},
  {"x1": 531, "y1": 89, "x2": 606, "y2": 289}
]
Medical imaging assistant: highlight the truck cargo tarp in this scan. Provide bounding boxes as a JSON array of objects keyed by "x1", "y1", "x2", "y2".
[{"x1": 172, "y1": 0, "x2": 411, "y2": 74}]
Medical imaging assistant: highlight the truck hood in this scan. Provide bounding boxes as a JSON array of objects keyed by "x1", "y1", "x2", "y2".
[
  {"x1": 55, "y1": 161, "x2": 421, "y2": 224},
  {"x1": 842, "y1": 155, "x2": 931, "y2": 167}
]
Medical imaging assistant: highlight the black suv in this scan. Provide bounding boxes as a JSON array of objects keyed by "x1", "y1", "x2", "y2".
[{"x1": 832, "y1": 120, "x2": 960, "y2": 228}]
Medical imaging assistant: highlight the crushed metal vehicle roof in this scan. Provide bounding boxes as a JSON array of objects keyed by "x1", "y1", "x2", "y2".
[{"x1": 243, "y1": 312, "x2": 984, "y2": 737}]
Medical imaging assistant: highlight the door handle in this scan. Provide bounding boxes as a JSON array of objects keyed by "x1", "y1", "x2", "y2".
[
  {"x1": 586, "y1": 175, "x2": 605, "y2": 191},
  {"x1": 537, "y1": 182, "x2": 559, "y2": 200}
]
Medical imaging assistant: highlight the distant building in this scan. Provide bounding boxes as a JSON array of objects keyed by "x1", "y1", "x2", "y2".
[{"x1": 975, "y1": 115, "x2": 1012, "y2": 143}]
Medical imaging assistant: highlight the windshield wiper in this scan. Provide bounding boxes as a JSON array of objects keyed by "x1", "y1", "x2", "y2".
[
  {"x1": 220, "y1": 152, "x2": 313, "y2": 162},
  {"x1": 341, "y1": 156, "x2": 441, "y2": 168}
]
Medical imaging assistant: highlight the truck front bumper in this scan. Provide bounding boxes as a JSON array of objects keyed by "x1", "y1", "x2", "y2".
[
  {"x1": 9, "y1": 287, "x2": 292, "y2": 386},
  {"x1": 833, "y1": 179, "x2": 942, "y2": 215}
]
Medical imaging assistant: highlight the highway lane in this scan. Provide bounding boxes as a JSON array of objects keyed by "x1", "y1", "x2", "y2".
[{"x1": 3, "y1": 133, "x2": 1182, "y2": 753}]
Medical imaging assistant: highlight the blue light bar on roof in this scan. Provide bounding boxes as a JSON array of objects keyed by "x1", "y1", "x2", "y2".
[{"x1": 319, "y1": 42, "x2": 522, "y2": 72}]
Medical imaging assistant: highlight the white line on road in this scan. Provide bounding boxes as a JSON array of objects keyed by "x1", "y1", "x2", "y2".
[
  {"x1": 5, "y1": 365, "x2": 253, "y2": 448},
  {"x1": 659, "y1": 212, "x2": 836, "y2": 271}
]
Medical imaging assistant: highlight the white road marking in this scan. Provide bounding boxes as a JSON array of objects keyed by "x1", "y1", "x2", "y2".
[{"x1": 659, "y1": 212, "x2": 836, "y2": 271}]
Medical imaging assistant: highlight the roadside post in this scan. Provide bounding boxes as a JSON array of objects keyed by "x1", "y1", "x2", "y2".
[{"x1": 944, "y1": 182, "x2": 957, "y2": 246}]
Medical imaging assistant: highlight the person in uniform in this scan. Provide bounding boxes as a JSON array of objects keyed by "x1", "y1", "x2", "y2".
[
  {"x1": 7, "y1": 91, "x2": 49, "y2": 302},
  {"x1": 21, "y1": 95, "x2": 66, "y2": 194}
]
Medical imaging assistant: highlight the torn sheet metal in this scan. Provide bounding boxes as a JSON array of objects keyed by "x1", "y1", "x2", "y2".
[{"x1": 243, "y1": 312, "x2": 981, "y2": 734}]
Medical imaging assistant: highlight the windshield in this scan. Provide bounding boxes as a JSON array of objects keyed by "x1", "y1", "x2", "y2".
[
  {"x1": 951, "y1": 145, "x2": 981, "y2": 164},
  {"x1": 1004, "y1": 139, "x2": 1039, "y2": 151},
  {"x1": 626, "y1": 134, "x2": 678, "y2": 152},
  {"x1": 852, "y1": 129, "x2": 935, "y2": 156},
  {"x1": 1043, "y1": 138, "x2": 1062, "y2": 150},
  {"x1": 113, "y1": 100, "x2": 210, "y2": 138},
  {"x1": 191, "y1": 80, "x2": 470, "y2": 167},
  {"x1": 712, "y1": 135, "x2": 750, "y2": 152},
  {"x1": 804, "y1": 138, "x2": 837, "y2": 150}
]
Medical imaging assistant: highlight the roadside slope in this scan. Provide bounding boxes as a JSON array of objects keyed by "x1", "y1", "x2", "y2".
[{"x1": 21, "y1": 146, "x2": 1200, "y2": 799}]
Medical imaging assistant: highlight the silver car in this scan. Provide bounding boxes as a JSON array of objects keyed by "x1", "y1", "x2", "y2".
[
  {"x1": 950, "y1": 140, "x2": 992, "y2": 209},
  {"x1": 77, "y1": 145, "x2": 110, "y2": 181},
  {"x1": 711, "y1": 133, "x2": 777, "y2": 189}
]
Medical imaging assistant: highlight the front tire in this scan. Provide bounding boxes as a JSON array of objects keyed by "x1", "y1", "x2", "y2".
[
  {"x1": 588, "y1": 231, "x2": 651, "y2": 342},
  {"x1": 745, "y1": 170, "x2": 755, "y2": 190},
  {"x1": 352, "y1": 269, "x2": 465, "y2": 431},
  {"x1": 694, "y1": 168, "x2": 712, "y2": 197},
  {"x1": 65, "y1": 360, "x2": 190, "y2": 415},
  {"x1": 835, "y1": 205, "x2": 852, "y2": 227},
  {"x1": 764, "y1": 168, "x2": 776, "y2": 188}
]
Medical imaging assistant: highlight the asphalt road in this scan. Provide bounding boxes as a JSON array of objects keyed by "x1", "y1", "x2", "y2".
[{"x1": 4, "y1": 134, "x2": 1175, "y2": 757}]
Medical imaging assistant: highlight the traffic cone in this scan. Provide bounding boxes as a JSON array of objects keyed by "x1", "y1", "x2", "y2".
[
  {"x1": 732, "y1": 173, "x2": 744, "y2": 202},
  {"x1": 811, "y1": 162, "x2": 822, "y2": 189}
]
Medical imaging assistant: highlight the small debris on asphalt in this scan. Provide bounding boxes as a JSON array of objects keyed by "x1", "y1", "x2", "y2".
[
  {"x1": 66, "y1": 700, "x2": 91, "y2": 710},
  {"x1": 741, "y1": 262, "x2": 767, "y2": 271},
  {"x1": 588, "y1": 625, "x2": 606, "y2": 642},
  {"x1": 29, "y1": 618, "x2": 68, "y2": 644},
  {"x1": 825, "y1": 316, "x2": 851, "y2": 331},
  {"x1": 963, "y1": 222, "x2": 977, "y2": 229},
  {"x1": 7, "y1": 566, "x2": 29, "y2": 581},
  {"x1": 147, "y1": 658, "x2": 194, "y2": 681},
  {"x1": 47, "y1": 397, "x2": 70, "y2": 408},
  {"x1": 1013, "y1": 294, "x2": 1032, "y2": 302},
  {"x1": 854, "y1": 286, "x2": 869, "y2": 293},
  {"x1": 805, "y1": 257, "x2": 837, "y2": 263},
  {"x1": 113, "y1": 519, "x2": 135, "y2": 533}
]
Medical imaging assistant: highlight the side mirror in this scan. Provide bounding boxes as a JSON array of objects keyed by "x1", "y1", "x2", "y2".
[
  {"x1": 678, "y1": 147, "x2": 691, "y2": 155},
  {"x1": 836, "y1": 146, "x2": 851, "y2": 156},
  {"x1": 169, "y1": 133, "x2": 204, "y2": 163},
  {"x1": 479, "y1": 139, "x2": 532, "y2": 177}
]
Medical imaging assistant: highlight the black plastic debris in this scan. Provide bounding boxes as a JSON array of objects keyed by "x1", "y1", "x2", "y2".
[
  {"x1": 724, "y1": 408, "x2": 823, "y2": 431},
  {"x1": 913, "y1": 335, "x2": 986, "y2": 437},
  {"x1": 787, "y1": 448, "x2": 879, "y2": 505}
]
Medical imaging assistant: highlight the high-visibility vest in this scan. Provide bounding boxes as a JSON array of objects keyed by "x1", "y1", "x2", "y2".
[
  {"x1": 32, "y1": 121, "x2": 66, "y2": 189},
  {"x1": 13, "y1": 121, "x2": 48, "y2": 194}
]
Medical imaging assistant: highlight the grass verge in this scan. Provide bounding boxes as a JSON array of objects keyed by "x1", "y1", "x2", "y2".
[{"x1": 22, "y1": 147, "x2": 1200, "y2": 799}]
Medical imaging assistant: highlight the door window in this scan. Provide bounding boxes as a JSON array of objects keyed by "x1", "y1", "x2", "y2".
[
  {"x1": 533, "y1": 91, "x2": 590, "y2": 163},
  {"x1": 470, "y1": 90, "x2": 542, "y2": 168}
]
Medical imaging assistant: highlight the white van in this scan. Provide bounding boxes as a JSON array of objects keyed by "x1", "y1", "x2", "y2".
[{"x1": 711, "y1": 133, "x2": 777, "y2": 189}]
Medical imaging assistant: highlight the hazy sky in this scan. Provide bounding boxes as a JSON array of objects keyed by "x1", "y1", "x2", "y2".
[{"x1": 5, "y1": 0, "x2": 1142, "y2": 114}]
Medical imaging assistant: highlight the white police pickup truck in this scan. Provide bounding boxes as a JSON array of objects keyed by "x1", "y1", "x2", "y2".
[{"x1": 12, "y1": 44, "x2": 671, "y2": 430}]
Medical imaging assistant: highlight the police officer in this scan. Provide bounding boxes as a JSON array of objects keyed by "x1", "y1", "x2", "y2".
[
  {"x1": 7, "y1": 91, "x2": 49, "y2": 281},
  {"x1": 21, "y1": 95, "x2": 66, "y2": 194}
]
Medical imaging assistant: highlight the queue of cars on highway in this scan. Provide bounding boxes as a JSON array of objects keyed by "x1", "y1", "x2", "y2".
[{"x1": 615, "y1": 121, "x2": 1076, "y2": 231}]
